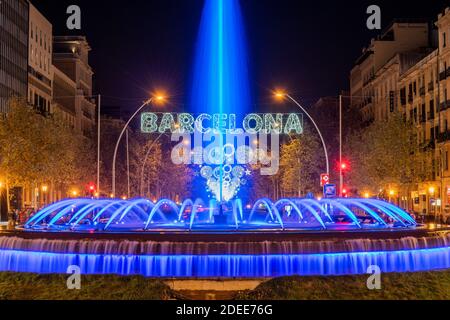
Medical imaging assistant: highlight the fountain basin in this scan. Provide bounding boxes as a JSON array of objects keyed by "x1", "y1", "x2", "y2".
[
  {"x1": 1, "y1": 198, "x2": 446, "y2": 278},
  {"x1": 0, "y1": 228, "x2": 449, "y2": 278}
]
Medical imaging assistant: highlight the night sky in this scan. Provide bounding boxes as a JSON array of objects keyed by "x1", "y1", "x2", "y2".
[{"x1": 34, "y1": 0, "x2": 449, "y2": 112}]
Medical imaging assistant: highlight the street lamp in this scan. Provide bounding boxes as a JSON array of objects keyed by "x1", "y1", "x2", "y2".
[
  {"x1": 274, "y1": 90, "x2": 330, "y2": 175},
  {"x1": 41, "y1": 185, "x2": 48, "y2": 206},
  {"x1": 139, "y1": 132, "x2": 165, "y2": 196},
  {"x1": 389, "y1": 189, "x2": 396, "y2": 204},
  {"x1": 429, "y1": 186, "x2": 436, "y2": 195},
  {"x1": 111, "y1": 93, "x2": 166, "y2": 197},
  {"x1": 428, "y1": 186, "x2": 436, "y2": 222},
  {"x1": 0, "y1": 182, "x2": 3, "y2": 220}
]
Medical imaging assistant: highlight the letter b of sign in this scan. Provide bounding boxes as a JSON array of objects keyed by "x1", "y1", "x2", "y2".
[
  {"x1": 366, "y1": 5, "x2": 381, "y2": 30},
  {"x1": 66, "y1": 5, "x2": 81, "y2": 30}
]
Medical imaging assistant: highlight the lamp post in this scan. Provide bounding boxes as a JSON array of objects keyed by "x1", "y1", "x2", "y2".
[
  {"x1": 275, "y1": 91, "x2": 330, "y2": 175},
  {"x1": 0, "y1": 181, "x2": 3, "y2": 221},
  {"x1": 139, "y1": 132, "x2": 164, "y2": 197},
  {"x1": 111, "y1": 95, "x2": 165, "y2": 197},
  {"x1": 429, "y1": 186, "x2": 436, "y2": 222},
  {"x1": 96, "y1": 95, "x2": 101, "y2": 198},
  {"x1": 388, "y1": 189, "x2": 397, "y2": 205},
  {"x1": 339, "y1": 94, "x2": 343, "y2": 196},
  {"x1": 41, "y1": 185, "x2": 48, "y2": 206}
]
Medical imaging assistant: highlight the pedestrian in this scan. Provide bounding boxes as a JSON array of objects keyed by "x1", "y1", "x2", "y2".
[{"x1": 7, "y1": 211, "x2": 16, "y2": 230}]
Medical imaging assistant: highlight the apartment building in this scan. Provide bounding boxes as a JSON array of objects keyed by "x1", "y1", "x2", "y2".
[
  {"x1": 28, "y1": 2, "x2": 52, "y2": 115},
  {"x1": 354, "y1": 8, "x2": 450, "y2": 216},
  {"x1": 350, "y1": 20, "x2": 432, "y2": 124},
  {"x1": 53, "y1": 36, "x2": 96, "y2": 136},
  {"x1": 0, "y1": 0, "x2": 28, "y2": 114}
]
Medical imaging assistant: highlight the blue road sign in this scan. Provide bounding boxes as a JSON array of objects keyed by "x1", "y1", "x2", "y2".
[{"x1": 324, "y1": 184, "x2": 337, "y2": 198}]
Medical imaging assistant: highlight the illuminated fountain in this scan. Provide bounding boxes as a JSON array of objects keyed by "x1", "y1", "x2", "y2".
[
  {"x1": 0, "y1": 0, "x2": 449, "y2": 278},
  {"x1": 23, "y1": 198, "x2": 417, "y2": 232},
  {"x1": 2, "y1": 196, "x2": 447, "y2": 277}
]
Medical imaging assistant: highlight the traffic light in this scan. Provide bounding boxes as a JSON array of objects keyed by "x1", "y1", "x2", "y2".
[
  {"x1": 87, "y1": 183, "x2": 96, "y2": 197},
  {"x1": 340, "y1": 161, "x2": 349, "y2": 171},
  {"x1": 342, "y1": 187, "x2": 348, "y2": 198}
]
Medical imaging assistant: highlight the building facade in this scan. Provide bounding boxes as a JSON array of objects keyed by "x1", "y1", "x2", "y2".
[
  {"x1": 350, "y1": 20, "x2": 432, "y2": 124},
  {"x1": 351, "y1": 8, "x2": 450, "y2": 217},
  {"x1": 0, "y1": 0, "x2": 28, "y2": 114},
  {"x1": 53, "y1": 36, "x2": 96, "y2": 136},
  {"x1": 28, "y1": 2, "x2": 52, "y2": 115}
]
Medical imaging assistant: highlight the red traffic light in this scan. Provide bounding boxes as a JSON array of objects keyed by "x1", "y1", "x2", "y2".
[
  {"x1": 88, "y1": 184, "x2": 96, "y2": 192},
  {"x1": 340, "y1": 162, "x2": 349, "y2": 171}
]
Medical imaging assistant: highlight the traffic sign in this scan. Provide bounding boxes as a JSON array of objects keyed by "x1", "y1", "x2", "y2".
[
  {"x1": 320, "y1": 174, "x2": 330, "y2": 187},
  {"x1": 323, "y1": 184, "x2": 337, "y2": 198}
]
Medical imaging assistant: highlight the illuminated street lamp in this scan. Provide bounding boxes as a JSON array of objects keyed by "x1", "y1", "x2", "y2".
[
  {"x1": 71, "y1": 190, "x2": 78, "y2": 197},
  {"x1": 112, "y1": 93, "x2": 167, "y2": 197},
  {"x1": 274, "y1": 90, "x2": 330, "y2": 176},
  {"x1": 139, "y1": 132, "x2": 165, "y2": 196},
  {"x1": 41, "y1": 185, "x2": 48, "y2": 206},
  {"x1": 428, "y1": 186, "x2": 437, "y2": 221},
  {"x1": 388, "y1": 189, "x2": 396, "y2": 204},
  {"x1": 0, "y1": 182, "x2": 3, "y2": 219},
  {"x1": 364, "y1": 192, "x2": 370, "y2": 199},
  {"x1": 429, "y1": 186, "x2": 436, "y2": 195}
]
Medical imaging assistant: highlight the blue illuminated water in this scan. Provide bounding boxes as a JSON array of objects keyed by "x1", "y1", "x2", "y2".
[
  {"x1": 24, "y1": 198, "x2": 417, "y2": 232},
  {"x1": 190, "y1": 0, "x2": 252, "y2": 201},
  {"x1": 190, "y1": 0, "x2": 251, "y2": 115},
  {"x1": 1, "y1": 247, "x2": 449, "y2": 277},
  {"x1": 9, "y1": 197, "x2": 450, "y2": 278}
]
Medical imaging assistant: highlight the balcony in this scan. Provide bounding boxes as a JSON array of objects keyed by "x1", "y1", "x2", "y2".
[
  {"x1": 361, "y1": 97, "x2": 372, "y2": 107},
  {"x1": 82, "y1": 109, "x2": 93, "y2": 120},
  {"x1": 440, "y1": 100, "x2": 450, "y2": 111},
  {"x1": 428, "y1": 82, "x2": 434, "y2": 92},
  {"x1": 438, "y1": 131, "x2": 450, "y2": 143},
  {"x1": 427, "y1": 111, "x2": 435, "y2": 121},
  {"x1": 408, "y1": 94, "x2": 413, "y2": 103},
  {"x1": 420, "y1": 139, "x2": 436, "y2": 151},
  {"x1": 419, "y1": 87, "x2": 425, "y2": 96},
  {"x1": 363, "y1": 75, "x2": 375, "y2": 86},
  {"x1": 420, "y1": 114, "x2": 426, "y2": 123}
]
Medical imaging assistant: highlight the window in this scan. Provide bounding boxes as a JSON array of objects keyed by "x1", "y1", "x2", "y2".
[
  {"x1": 444, "y1": 32, "x2": 447, "y2": 48},
  {"x1": 446, "y1": 152, "x2": 449, "y2": 171}
]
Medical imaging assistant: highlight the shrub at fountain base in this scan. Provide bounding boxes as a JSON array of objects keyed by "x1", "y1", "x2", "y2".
[
  {"x1": 0, "y1": 273, "x2": 176, "y2": 300},
  {"x1": 236, "y1": 271, "x2": 450, "y2": 300}
]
